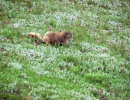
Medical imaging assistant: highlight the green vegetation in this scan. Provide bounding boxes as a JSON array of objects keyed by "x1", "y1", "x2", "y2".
[{"x1": 0, "y1": 0, "x2": 130, "y2": 99}]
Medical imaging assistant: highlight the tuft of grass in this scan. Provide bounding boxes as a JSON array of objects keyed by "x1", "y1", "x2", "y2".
[
  {"x1": 1, "y1": 28, "x2": 21, "y2": 38},
  {"x1": 0, "y1": 93, "x2": 31, "y2": 100}
]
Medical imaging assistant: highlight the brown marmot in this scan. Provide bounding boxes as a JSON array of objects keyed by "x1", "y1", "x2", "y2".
[{"x1": 29, "y1": 31, "x2": 72, "y2": 45}]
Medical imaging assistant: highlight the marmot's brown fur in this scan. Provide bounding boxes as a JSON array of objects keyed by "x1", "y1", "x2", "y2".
[{"x1": 29, "y1": 31, "x2": 72, "y2": 45}]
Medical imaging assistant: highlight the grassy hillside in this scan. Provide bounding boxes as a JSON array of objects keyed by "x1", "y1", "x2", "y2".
[{"x1": 0, "y1": 0, "x2": 130, "y2": 99}]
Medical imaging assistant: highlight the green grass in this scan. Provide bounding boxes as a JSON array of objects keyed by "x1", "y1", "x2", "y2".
[{"x1": 0, "y1": 0, "x2": 130, "y2": 99}]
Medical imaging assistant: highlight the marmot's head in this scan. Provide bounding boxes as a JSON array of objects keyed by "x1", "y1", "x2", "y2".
[{"x1": 64, "y1": 32, "x2": 72, "y2": 40}]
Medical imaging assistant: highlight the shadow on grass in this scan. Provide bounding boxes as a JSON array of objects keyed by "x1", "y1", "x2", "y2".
[{"x1": 0, "y1": 93, "x2": 31, "y2": 100}]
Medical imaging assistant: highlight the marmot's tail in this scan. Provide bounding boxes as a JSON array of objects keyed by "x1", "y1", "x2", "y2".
[{"x1": 29, "y1": 32, "x2": 44, "y2": 41}]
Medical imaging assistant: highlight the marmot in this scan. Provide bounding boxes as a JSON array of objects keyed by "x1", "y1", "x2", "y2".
[{"x1": 29, "y1": 31, "x2": 72, "y2": 45}]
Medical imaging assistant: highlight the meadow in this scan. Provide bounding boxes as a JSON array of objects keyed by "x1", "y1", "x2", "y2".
[{"x1": 0, "y1": 0, "x2": 130, "y2": 99}]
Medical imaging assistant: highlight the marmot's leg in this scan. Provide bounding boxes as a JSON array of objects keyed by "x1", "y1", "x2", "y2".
[{"x1": 43, "y1": 36, "x2": 50, "y2": 45}]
